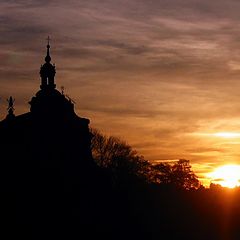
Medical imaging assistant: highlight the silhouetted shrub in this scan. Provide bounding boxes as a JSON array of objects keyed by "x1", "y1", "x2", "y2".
[{"x1": 151, "y1": 159, "x2": 200, "y2": 190}]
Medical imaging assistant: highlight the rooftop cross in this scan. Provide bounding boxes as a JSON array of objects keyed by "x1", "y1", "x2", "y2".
[{"x1": 46, "y1": 36, "x2": 51, "y2": 46}]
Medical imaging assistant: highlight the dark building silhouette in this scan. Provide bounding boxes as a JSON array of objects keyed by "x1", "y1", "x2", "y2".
[
  {"x1": 0, "y1": 40, "x2": 93, "y2": 169},
  {"x1": 0, "y1": 40, "x2": 100, "y2": 238},
  {"x1": 0, "y1": 40, "x2": 97, "y2": 207}
]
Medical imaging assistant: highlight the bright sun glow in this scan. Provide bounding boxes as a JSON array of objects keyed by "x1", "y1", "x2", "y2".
[
  {"x1": 213, "y1": 132, "x2": 240, "y2": 138},
  {"x1": 209, "y1": 165, "x2": 240, "y2": 188}
]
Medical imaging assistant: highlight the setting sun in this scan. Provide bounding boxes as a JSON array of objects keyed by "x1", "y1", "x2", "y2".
[
  {"x1": 209, "y1": 165, "x2": 240, "y2": 188},
  {"x1": 213, "y1": 132, "x2": 240, "y2": 138}
]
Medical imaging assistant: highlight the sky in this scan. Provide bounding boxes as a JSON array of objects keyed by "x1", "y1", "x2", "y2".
[{"x1": 1, "y1": 0, "x2": 240, "y2": 185}]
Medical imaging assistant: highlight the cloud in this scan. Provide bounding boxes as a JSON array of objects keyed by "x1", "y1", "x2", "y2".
[{"x1": 2, "y1": 0, "x2": 240, "y2": 182}]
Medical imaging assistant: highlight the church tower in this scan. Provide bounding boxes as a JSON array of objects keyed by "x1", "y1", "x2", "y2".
[
  {"x1": 29, "y1": 38, "x2": 75, "y2": 116},
  {"x1": 40, "y1": 37, "x2": 56, "y2": 90}
]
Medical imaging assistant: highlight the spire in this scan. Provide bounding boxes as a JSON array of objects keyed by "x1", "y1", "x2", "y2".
[
  {"x1": 40, "y1": 36, "x2": 56, "y2": 90},
  {"x1": 45, "y1": 36, "x2": 51, "y2": 63}
]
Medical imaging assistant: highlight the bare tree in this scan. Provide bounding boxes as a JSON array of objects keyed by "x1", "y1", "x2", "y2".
[{"x1": 90, "y1": 128, "x2": 151, "y2": 182}]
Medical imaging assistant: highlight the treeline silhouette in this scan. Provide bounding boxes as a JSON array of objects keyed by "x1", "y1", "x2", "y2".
[
  {"x1": 2, "y1": 128, "x2": 240, "y2": 240},
  {"x1": 91, "y1": 128, "x2": 200, "y2": 190}
]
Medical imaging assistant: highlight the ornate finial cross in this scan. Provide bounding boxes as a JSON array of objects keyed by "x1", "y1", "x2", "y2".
[{"x1": 46, "y1": 36, "x2": 51, "y2": 46}]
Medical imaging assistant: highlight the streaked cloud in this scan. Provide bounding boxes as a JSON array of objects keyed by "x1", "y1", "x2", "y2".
[{"x1": 1, "y1": 1, "x2": 240, "y2": 185}]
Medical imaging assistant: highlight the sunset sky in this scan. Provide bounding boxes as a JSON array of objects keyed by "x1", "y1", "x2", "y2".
[{"x1": 2, "y1": 0, "x2": 240, "y2": 185}]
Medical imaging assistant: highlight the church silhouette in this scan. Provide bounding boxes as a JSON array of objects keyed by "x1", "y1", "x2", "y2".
[
  {"x1": 0, "y1": 39, "x2": 94, "y2": 171},
  {"x1": 0, "y1": 40, "x2": 106, "y2": 239}
]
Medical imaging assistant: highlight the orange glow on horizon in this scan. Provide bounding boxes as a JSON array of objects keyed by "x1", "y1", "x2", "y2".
[
  {"x1": 192, "y1": 131, "x2": 240, "y2": 138},
  {"x1": 208, "y1": 165, "x2": 240, "y2": 188},
  {"x1": 213, "y1": 132, "x2": 240, "y2": 138}
]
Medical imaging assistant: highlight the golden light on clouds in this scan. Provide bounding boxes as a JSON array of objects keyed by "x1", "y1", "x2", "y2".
[
  {"x1": 192, "y1": 132, "x2": 240, "y2": 138},
  {"x1": 213, "y1": 132, "x2": 240, "y2": 138},
  {"x1": 3, "y1": 1, "x2": 240, "y2": 187},
  {"x1": 208, "y1": 164, "x2": 240, "y2": 188}
]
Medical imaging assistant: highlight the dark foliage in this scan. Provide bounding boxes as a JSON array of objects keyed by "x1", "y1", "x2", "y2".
[
  {"x1": 151, "y1": 159, "x2": 200, "y2": 189},
  {"x1": 91, "y1": 128, "x2": 200, "y2": 190},
  {"x1": 91, "y1": 128, "x2": 151, "y2": 184}
]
